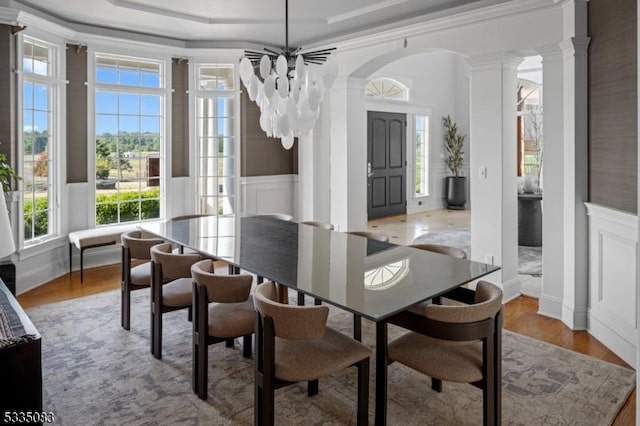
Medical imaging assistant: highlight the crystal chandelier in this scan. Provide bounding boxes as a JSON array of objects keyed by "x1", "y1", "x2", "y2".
[{"x1": 239, "y1": 0, "x2": 338, "y2": 150}]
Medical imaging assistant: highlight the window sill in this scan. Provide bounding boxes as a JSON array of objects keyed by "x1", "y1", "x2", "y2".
[{"x1": 18, "y1": 235, "x2": 68, "y2": 261}]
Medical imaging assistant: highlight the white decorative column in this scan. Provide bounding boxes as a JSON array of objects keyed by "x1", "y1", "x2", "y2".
[
  {"x1": 537, "y1": 45, "x2": 565, "y2": 319},
  {"x1": 297, "y1": 131, "x2": 315, "y2": 221},
  {"x1": 297, "y1": 97, "x2": 333, "y2": 223},
  {"x1": 559, "y1": 0, "x2": 590, "y2": 329},
  {"x1": 469, "y1": 54, "x2": 522, "y2": 300},
  {"x1": 329, "y1": 76, "x2": 367, "y2": 231}
]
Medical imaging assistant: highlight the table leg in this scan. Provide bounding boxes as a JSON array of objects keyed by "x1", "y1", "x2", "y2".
[
  {"x1": 375, "y1": 321, "x2": 387, "y2": 426},
  {"x1": 275, "y1": 284, "x2": 289, "y2": 304},
  {"x1": 353, "y1": 314, "x2": 362, "y2": 342}
]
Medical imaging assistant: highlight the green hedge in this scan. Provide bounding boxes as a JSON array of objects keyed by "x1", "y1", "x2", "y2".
[
  {"x1": 96, "y1": 189, "x2": 160, "y2": 225},
  {"x1": 23, "y1": 189, "x2": 161, "y2": 235},
  {"x1": 24, "y1": 197, "x2": 49, "y2": 238}
]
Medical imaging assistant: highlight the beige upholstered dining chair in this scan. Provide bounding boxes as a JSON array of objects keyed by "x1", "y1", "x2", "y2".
[
  {"x1": 191, "y1": 259, "x2": 255, "y2": 400},
  {"x1": 347, "y1": 230, "x2": 390, "y2": 242},
  {"x1": 149, "y1": 243, "x2": 202, "y2": 359},
  {"x1": 253, "y1": 282, "x2": 371, "y2": 426},
  {"x1": 387, "y1": 280, "x2": 503, "y2": 426},
  {"x1": 120, "y1": 230, "x2": 165, "y2": 331},
  {"x1": 299, "y1": 220, "x2": 334, "y2": 230}
]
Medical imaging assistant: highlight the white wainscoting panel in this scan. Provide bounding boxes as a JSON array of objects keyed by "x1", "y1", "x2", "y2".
[
  {"x1": 586, "y1": 203, "x2": 638, "y2": 367},
  {"x1": 240, "y1": 175, "x2": 296, "y2": 218}
]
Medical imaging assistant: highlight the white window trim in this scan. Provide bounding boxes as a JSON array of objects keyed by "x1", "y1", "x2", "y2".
[
  {"x1": 414, "y1": 114, "x2": 431, "y2": 198},
  {"x1": 189, "y1": 60, "x2": 241, "y2": 218},
  {"x1": 88, "y1": 47, "x2": 171, "y2": 227},
  {"x1": 17, "y1": 33, "x2": 66, "y2": 251}
]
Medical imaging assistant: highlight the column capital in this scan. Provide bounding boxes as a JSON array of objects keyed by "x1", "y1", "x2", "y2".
[
  {"x1": 467, "y1": 53, "x2": 523, "y2": 72},
  {"x1": 559, "y1": 36, "x2": 591, "y2": 58}
]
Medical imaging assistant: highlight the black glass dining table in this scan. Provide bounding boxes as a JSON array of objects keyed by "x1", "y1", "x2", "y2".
[{"x1": 140, "y1": 215, "x2": 500, "y2": 425}]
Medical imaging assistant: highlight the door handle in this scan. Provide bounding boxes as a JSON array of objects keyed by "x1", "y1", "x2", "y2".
[{"x1": 367, "y1": 162, "x2": 374, "y2": 178}]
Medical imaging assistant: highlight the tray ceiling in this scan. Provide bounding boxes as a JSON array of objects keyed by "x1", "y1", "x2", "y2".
[{"x1": 15, "y1": 0, "x2": 509, "y2": 46}]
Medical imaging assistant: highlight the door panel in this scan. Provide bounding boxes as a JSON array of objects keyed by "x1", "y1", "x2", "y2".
[
  {"x1": 371, "y1": 177, "x2": 386, "y2": 207},
  {"x1": 367, "y1": 111, "x2": 407, "y2": 219},
  {"x1": 389, "y1": 119, "x2": 404, "y2": 169},
  {"x1": 371, "y1": 119, "x2": 387, "y2": 169},
  {"x1": 388, "y1": 175, "x2": 403, "y2": 205}
]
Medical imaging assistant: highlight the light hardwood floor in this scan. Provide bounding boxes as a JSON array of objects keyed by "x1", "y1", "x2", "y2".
[{"x1": 17, "y1": 210, "x2": 635, "y2": 425}]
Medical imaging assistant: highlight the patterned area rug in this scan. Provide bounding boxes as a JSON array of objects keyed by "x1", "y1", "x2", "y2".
[
  {"x1": 413, "y1": 228, "x2": 543, "y2": 276},
  {"x1": 27, "y1": 290, "x2": 633, "y2": 425}
]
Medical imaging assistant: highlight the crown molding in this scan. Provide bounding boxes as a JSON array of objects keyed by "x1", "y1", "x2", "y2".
[
  {"x1": 307, "y1": 0, "x2": 557, "y2": 53},
  {"x1": 0, "y1": 7, "x2": 19, "y2": 25},
  {"x1": 105, "y1": 0, "x2": 323, "y2": 25},
  {"x1": 327, "y1": 0, "x2": 409, "y2": 25}
]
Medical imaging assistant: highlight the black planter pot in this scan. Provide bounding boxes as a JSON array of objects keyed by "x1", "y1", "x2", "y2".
[{"x1": 445, "y1": 176, "x2": 467, "y2": 210}]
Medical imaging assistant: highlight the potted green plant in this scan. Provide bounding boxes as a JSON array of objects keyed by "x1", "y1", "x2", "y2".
[
  {"x1": 0, "y1": 153, "x2": 19, "y2": 193},
  {"x1": 443, "y1": 115, "x2": 467, "y2": 209}
]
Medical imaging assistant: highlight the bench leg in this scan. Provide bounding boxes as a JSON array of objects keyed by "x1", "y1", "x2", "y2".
[
  {"x1": 69, "y1": 243, "x2": 73, "y2": 277},
  {"x1": 80, "y1": 247, "x2": 85, "y2": 283}
]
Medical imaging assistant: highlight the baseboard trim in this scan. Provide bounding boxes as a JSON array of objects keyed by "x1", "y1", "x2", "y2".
[
  {"x1": 562, "y1": 304, "x2": 588, "y2": 330},
  {"x1": 538, "y1": 294, "x2": 562, "y2": 320},
  {"x1": 588, "y1": 311, "x2": 636, "y2": 368},
  {"x1": 501, "y1": 276, "x2": 522, "y2": 303}
]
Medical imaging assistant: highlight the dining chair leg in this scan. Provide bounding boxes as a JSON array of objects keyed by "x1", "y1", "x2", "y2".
[
  {"x1": 243, "y1": 334, "x2": 252, "y2": 358},
  {"x1": 297, "y1": 292, "x2": 305, "y2": 306},
  {"x1": 192, "y1": 334, "x2": 198, "y2": 394},
  {"x1": 197, "y1": 336, "x2": 208, "y2": 400},
  {"x1": 432, "y1": 378, "x2": 442, "y2": 392},
  {"x1": 151, "y1": 307, "x2": 162, "y2": 359},
  {"x1": 314, "y1": 298, "x2": 322, "y2": 306},
  {"x1": 357, "y1": 358, "x2": 370, "y2": 426},
  {"x1": 307, "y1": 380, "x2": 318, "y2": 396},
  {"x1": 121, "y1": 285, "x2": 130, "y2": 330},
  {"x1": 226, "y1": 338, "x2": 235, "y2": 348},
  {"x1": 187, "y1": 306, "x2": 192, "y2": 322}
]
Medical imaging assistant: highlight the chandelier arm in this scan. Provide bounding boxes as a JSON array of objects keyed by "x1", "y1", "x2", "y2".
[{"x1": 301, "y1": 47, "x2": 337, "y2": 54}]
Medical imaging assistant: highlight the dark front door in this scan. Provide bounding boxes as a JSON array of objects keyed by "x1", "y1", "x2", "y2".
[{"x1": 367, "y1": 111, "x2": 407, "y2": 219}]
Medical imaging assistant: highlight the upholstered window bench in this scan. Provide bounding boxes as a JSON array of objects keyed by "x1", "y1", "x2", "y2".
[{"x1": 68, "y1": 224, "x2": 137, "y2": 282}]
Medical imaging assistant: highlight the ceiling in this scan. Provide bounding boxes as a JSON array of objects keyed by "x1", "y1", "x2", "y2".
[{"x1": 14, "y1": 0, "x2": 507, "y2": 47}]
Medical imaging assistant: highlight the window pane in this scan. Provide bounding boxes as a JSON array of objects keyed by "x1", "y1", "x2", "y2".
[
  {"x1": 198, "y1": 65, "x2": 234, "y2": 91},
  {"x1": 97, "y1": 66, "x2": 118, "y2": 84},
  {"x1": 96, "y1": 56, "x2": 162, "y2": 88},
  {"x1": 119, "y1": 68, "x2": 139, "y2": 86},
  {"x1": 119, "y1": 93, "x2": 139, "y2": 115},
  {"x1": 365, "y1": 78, "x2": 408, "y2": 100},
  {"x1": 415, "y1": 116, "x2": 429, "y2": 196},
  {"x1": 119, "y1": 115, "x2": 139, "y2": 133},
  {"x1": 23, "y1": 82, "x2": 33, "y2": 109},
  {"x1": 140, "y1": 95, "x2": 160, "y2": 115},
  {"x1": 96, "y1": 114, "x2": 118, "y2": 136},
  {"x1": 34, "y1": 111, "x2": 49, "y2": 134},
  {"x1": 95, "y1": 56, "x2": 164, "y2": 225},
  {"x1": 96, "y1": 92, "x2": 118, "y2": 114},
  {"x1": 22, "y1": 39, "x2": 56, "y2": 243},
  {"x1": 140, "y1": 71, "x2": 160, "y2": 87}
]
